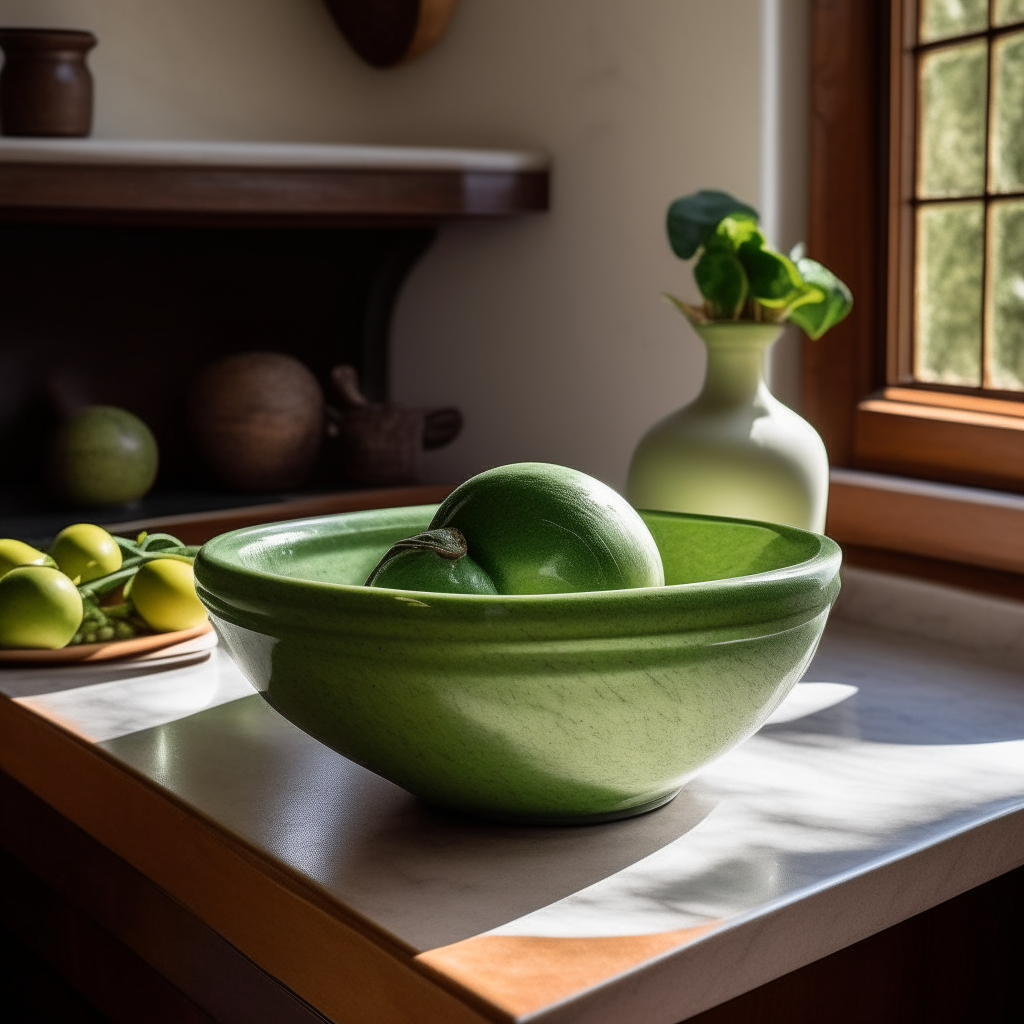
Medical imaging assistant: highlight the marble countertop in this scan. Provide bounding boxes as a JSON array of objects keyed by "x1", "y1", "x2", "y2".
[
  {"x1": 0, "y1": 137, "x2": 550, "y2": 173},
  {"x1": 2, "y1": 567, "x2": 1022, "y2": 1022}
]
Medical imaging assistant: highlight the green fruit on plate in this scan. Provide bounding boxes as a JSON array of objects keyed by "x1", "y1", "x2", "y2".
[
  {"x1": 0, "y1": 538, "x2": 52, "y2": 579},
  {"x1": 131, "y1": 558, "x2": 208, "y2": 632},
  {"x1": 0, "y1": 565, "x2": 84, "y2": 649},
  {"x1": 368, "y1": 462, "x2": 665, "y2": 595},
  {"x1": 49, "y1": 405, "x2": 159, "y2": 506},
  {"x1": 50, "y1": 523, "x2": 122, "y2": 584}
]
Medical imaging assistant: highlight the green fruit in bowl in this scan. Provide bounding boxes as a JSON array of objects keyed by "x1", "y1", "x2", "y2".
[
  {"x1": 50, "y1": 523, "x2": 122, "y2": 584},
  {"x1": 131, "y1": 558, "x2": 208, "y2": 633},
  {"x1": 0, "y1": 539, "x2": 53, "y2": 579},
  {"x1": 49, "y1": 405, "x2": 159, "y2": 506},
  {"x1": 0, "y1": 565, "x2": 84, "y2": 649},
  {"x1": 367, "y1": 528, "x2": 499, "y2": 594},
  {"x1": 367, "y1": 462, "x2": 665, "y2": 595}
]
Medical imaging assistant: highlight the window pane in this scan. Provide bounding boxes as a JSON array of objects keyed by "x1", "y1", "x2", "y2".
[
  {"x1": 991, "y1": 31, "x2": 1024, "y2": 193},
  {"x1": 918, "y1": 42, "x2": 988, "y2": 197},
  {"x1": 920, "y1": 0, "x2": 989, "y2": 42},
  {"x1": 987, "y1": 200, "x2": 1024, "y2": 391},
  {"x1": 994, "y1": 0, "x2": 1024, "y2": 27},
  {"x1": 916, "y1": 203, "x2": 984, "y2": 385}
]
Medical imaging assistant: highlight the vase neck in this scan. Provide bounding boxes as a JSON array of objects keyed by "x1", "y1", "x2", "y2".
[{"x1": 693, "y1": 325, "x2": 780, "y2": 408}]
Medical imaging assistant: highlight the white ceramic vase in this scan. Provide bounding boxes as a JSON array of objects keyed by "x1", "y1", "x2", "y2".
[{"x1": 626, "y1": 321, "x2": 828, "y2": 533}]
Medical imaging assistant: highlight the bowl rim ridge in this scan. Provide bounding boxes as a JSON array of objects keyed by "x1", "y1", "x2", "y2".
[{"x1": 194, "y1": 505, "x2": 842, "y2": 639}]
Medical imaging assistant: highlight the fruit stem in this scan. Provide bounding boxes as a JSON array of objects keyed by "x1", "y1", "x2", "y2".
[{"x1": 364, "y1": 528, "x2": 467, "y2": 586}]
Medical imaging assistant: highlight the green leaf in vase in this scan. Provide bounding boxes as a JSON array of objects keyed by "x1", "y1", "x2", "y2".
[
  {"x1": 694, "y1": 248, "x2": 749, "y2": 319},
  {"x1": 705, "y1": 213, "x2": 764, "y2": 253},
  {"x1": 738, "y1": 240, "x2": 814, "y2": 309},
  {"x1": 787, "y1": 254, "x2": 854, "y2": 339},
  {"x1": 667, "y1": 190, "x2": 760, "y2": 259}
]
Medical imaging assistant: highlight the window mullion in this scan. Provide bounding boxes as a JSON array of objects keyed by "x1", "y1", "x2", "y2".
[{"x1": 981, "y1": 0, "x2": 996, "y2": 387}]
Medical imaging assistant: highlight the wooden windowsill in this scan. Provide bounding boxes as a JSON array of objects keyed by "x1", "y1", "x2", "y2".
[
  {"x1": 827, "y1": 468, "x2": 1024, "y2": 583},
  {"x1": 853, "y1": 390, "x2": 1024, "y2": 492},
  {"x1": 875, "y1": 387, "x2": 1024, "y2": 418}
]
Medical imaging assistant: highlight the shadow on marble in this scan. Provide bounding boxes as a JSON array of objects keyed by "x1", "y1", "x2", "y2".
[
  {"x1": 759, "y1": 622, "x2": 1024, "y2": 746},
  {"x1": 103, "y1": 694, "x2": 718, "y2": 951},
  {"x1": 0, "y1": 650, "x2": 213, "y2": 699},
  {"x1": 760, "y1": 685, "x2": 1024, "y2": 745}
]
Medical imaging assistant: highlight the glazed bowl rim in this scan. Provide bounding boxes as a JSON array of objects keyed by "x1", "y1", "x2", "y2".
[
  {"x1": 194, "y1": 504, "x2": 842, "y2": 643},
  {"x1": 196, "y1": 503, "x2": 840, "y2": 600}
]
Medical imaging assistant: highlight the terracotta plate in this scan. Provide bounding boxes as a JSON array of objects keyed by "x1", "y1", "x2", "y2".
[{"x1": 0, "y1": 622, "x2": 214, "y2": 665}]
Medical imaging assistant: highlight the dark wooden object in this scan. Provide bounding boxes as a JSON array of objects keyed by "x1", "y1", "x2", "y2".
[
  {"x1": 323, "y1": 0, "x2": 459, "y2": 67},
  {"x1": 0, "y1": 29, "x2": 96, "y2": 137}
]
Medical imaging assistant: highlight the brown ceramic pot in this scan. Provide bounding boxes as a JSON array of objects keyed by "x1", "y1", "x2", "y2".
[{"x1": 0, "y1": 28, "x2": 97, "y2": 137}]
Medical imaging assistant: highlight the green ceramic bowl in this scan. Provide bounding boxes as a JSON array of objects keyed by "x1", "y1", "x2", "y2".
[{"x1": 195, "y1": 505, "x2": 841, "y2": 823}]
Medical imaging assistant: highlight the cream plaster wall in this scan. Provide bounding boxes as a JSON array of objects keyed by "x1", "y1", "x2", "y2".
[{"x1": 0, "y1": 0, "x2": 809, "y2": 490}]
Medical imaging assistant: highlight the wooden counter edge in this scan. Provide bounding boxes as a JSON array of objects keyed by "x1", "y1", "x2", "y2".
[{"x1": 0, "y1": 695, "x2": 507, "y2": 1024}]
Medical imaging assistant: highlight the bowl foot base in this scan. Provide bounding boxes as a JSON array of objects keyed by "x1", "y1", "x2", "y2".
[{"x1": 426, "y1": 788, "x2": 683, "y2": 827}]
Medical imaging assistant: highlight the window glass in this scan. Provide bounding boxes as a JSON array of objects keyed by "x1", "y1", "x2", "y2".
[
  {"x1": 990, "y1": 31, "x2": 1024, "y2": 193},
  {"x1": 915, "y1": 202, "x2": 984, "y2": 385},
  {"x1": 987, "y1": 200, "x2": 1024, "y2": 391},
  {"x1": 994, "y1": 0, "x2": 1024, "y2": 27},
  {"x1": 918, "y1": 41, "x2": 988, "y2": 197},
  {"x1": 920, "y1": 0, "x2": 988, "y2": 42}
]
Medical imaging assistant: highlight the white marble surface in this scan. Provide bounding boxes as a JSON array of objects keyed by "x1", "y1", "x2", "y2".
[
  {"x1": 3, "y1": 567, "x2": 1023, "y2": 1021},
  {"x1": 1, "y1": 635, "x2": 249, "y2": 742},
  {"x1": 833, "y1": 565, "x2": 1024, "y2": 665},
  {"x1": 0, "y1": 137, "x2": 549, "y2": 173}
]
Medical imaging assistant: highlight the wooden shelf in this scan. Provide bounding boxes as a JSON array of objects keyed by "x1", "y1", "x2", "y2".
[{"x1": 0, "y1": 138, "x2": 550, "y2": 226}]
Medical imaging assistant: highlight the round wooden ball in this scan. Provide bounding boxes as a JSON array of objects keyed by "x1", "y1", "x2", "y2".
[{"x1": 189, "y1": 352, "x2": 324, "y2": 492}]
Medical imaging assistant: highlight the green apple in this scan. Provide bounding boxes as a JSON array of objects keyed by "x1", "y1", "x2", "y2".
[
  {"x1": 49, "y1": 405, "x2": 158, "y2": 506},
  {"x1": 0, "y1": 565, "x2": 84, "y2": 649},
  {"x1": 0, "y1": 538, "x2": 52, "y2": 579},
  {"x1": 50, "y1": 523, "x2": 122, "y2": 584},
  {"x1": 131, "y1": 558, "x2": 208, "y2": 632}
]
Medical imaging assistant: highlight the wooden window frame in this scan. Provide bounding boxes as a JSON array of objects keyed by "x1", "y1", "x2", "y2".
[{"x1": 805, "y1": 0, "x2": 1024, "y2": 589}]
